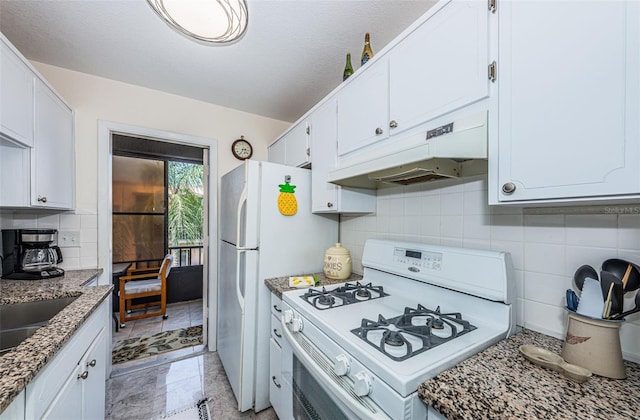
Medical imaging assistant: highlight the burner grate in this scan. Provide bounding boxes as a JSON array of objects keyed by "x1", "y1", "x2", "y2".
[
  {"x1": 350, "y1": 304, "x2": 477, "y2": 361},
  {"x1": 300, "y1": 282, "x2": 389, "y2": 310}
]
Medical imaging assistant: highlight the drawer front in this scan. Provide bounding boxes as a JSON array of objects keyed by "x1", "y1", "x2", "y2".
[
  {"x1": 271, "y1": 314, "x2": 283, "y2": 347},
  {"x1": 270, "y1": 293, "x2": 283, "y2": 319}
]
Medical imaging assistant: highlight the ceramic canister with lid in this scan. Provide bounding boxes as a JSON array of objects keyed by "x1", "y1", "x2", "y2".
[{"x1": 323, "y1": 243, "x2": 352, "y2": 280}]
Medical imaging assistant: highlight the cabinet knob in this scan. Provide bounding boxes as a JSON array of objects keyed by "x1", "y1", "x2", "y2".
[
  {"x1": 375, "y1": 127, "x2": 383, "y2": 135},
  {"x1": 78, "y1": 371, "x2": 89, "y2": 380},
  {"x1": 327, "y1": 202, "x2": 334, "y2": 208},
  {"x1": 88, "y1": 359, "x2": 97, "y2": 368},
  {"x1": 272, "y1": 376, "x2": 281, "y2": 388},
  {"x1": 38, "y1": 196, "x2": 47, "y2": 203},
  {"x1": 502, "y1": 182, "x2": 517, "y2": 194},
  {"x1": 389, "y1": 120, "x2": 398, "y2": 129}
]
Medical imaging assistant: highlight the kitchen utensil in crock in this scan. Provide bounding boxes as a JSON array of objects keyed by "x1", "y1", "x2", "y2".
[
  {"x1": 562, "y1": 312, "x2": 626, "y2": 379},
  {"x1": 573, "y1": 265, "x2": 598, "y2": 292},
  {"x1": 611, "y1": 289, "x2": 640, "y2": 320},
  {"x1": 602, "y1": 258, "x2": 640, "y2": 293},
  {"x1": 602, "y1": 281, "x2": 614, "y2": 319},
  {"x1": 519, "y1": 345, "x2": 592, "y2": 383},
  {"x1": 575, "y1": 277, "x2": 604, "y2": 318},
  {"x1": 600, "y1": 270, "x2": 622, "y2": 300},
  {"x1": 565, "y1": 289, "x2": 579, "y2": 312}
]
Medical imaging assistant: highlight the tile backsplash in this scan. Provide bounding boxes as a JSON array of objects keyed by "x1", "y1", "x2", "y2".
[
  {"x1": 0, "y1": 210, "x2": 98, "y2": 270},
  {"x1": 339, "y1": 175, "x2": 640, "y2": 362}
]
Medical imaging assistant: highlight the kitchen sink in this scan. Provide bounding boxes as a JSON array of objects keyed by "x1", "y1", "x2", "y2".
[{"x1": 0, "y1": 296, "x2": 78, "y2": 354}]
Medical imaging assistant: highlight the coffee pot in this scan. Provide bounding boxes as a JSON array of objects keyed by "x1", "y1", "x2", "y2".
[{"x1": 1, "y1": 229, "x2": 64, "y2": 279}]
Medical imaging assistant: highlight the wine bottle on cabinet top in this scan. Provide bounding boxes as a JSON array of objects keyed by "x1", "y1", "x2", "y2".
[
  {"x1": 343, "y1": 53, "x2": 354, "y2": 81},
  {"x1": 361, "y1": 32, "x2": 374, "y2": 65}
]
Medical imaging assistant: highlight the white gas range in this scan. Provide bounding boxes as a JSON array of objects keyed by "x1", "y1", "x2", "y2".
[{"x1": 279, "y1": 239, "x2": 515, "y2": 419}]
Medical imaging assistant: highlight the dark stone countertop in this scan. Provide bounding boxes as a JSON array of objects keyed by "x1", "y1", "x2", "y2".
[
  {"x1": 0, "y1": 269, "x2": 111, "y2": 414},
  {"x1": 264, "y1": 272, "x2": 364, "y2": 299},
  {"x1": 418, "y1": 329, "x2": 640, "y2": 419}
]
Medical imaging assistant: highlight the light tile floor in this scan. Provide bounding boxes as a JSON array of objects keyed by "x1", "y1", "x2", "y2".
[{"x1": 107, "y1": 300, "x2": 278, "y2": 419}]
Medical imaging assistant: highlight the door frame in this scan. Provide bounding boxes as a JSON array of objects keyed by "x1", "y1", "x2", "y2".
[{"x1": 97, "y1": 120, "x2": 218, "y2": 353}]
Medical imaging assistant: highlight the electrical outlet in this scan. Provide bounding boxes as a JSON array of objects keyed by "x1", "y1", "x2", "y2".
[{"x1": 59, "y1": 230, "x2": 81, "y2": 248}]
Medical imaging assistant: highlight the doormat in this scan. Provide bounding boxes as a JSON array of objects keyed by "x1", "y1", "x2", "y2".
[
  {"x1": 162, "y1": 398, "x2": 211, "y2": 420},
  {"x1": 112, "y1": 325, "x2": 203, "y2": 365}
]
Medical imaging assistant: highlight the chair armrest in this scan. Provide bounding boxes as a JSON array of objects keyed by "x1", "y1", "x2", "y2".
[
  {"x1": 119, "y1": 272, "x2": 160, "y2": 282},
  {"x1": 126, "y1": 266, "x2": 161, "y2": 275}
]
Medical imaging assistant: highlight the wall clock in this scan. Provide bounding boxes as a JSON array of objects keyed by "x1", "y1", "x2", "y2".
[{"x1": 231, "y1": 136, "x2": 253, "y2": 160}]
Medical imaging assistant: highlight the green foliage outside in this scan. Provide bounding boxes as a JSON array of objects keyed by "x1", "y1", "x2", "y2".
[{"x1": 168, "y1": 162, "x2": 204, "y2": 248}]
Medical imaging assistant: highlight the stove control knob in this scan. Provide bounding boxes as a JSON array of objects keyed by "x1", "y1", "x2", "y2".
[
  {"x1": 292, "y1": 317, "x2": 303, "y2": 332},
  {"x1": 333, "y1": 354, "x2": 350, "y2": 376},
  {"x1": 282, "y1": 310, "x2": 293, "y2": 324},
  {"x1": 354, "y1": 371, "x2": 372, "y2": 397}
]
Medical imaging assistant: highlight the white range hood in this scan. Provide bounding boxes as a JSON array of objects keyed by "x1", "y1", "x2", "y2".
[{"x1": 328, "y1": 111, "x2": 488, "y2": 189}]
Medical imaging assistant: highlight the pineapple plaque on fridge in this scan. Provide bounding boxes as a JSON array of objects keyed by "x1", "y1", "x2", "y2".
[{"x1": 278, "y1": 176, "x2": 298, "y2": 216}]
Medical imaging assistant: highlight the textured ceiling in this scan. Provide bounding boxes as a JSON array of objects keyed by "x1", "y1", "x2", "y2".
[{"x1": 0, "y1": 0, "x2": 436, "y2": 123}]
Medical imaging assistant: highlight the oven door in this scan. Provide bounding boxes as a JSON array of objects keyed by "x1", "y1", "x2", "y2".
[{"x1": 280, "y1": 317, "x2": 391, "y2": 420}]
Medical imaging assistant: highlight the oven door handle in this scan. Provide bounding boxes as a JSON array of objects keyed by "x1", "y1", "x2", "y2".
[{"x1": 281, "y1": 319, "x2": 391, "y2": 420}]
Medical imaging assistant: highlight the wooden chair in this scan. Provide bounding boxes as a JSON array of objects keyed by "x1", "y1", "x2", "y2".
[{"x1": 118, "y1": 254, "x2": 173, "y2": 328}]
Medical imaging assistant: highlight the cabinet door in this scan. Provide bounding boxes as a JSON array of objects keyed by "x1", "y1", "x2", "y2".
[
  {"x1": 0, "y1": 37, "x2": 34, "y2": 147},
  {"x1": 269, "y1": 338, "x2": 283, "y2": 418},
  {"x1": 33, "y1": 78, "x2": 74, "y2": 209},
  {"x1": 268, "y1": 138, "x2": 286, "y2": 165},
  {"x1": 285, "y1": 122, "x2": 310, "y2": 167},
  {"x1": 40, "y1": 367, "x2": 82, "y2": 420},
  {"x1": 389, "y1": 0, "x2": 489, "y2": 136},
  {"x1": 494, "y1": 1, "x2": 640, "y2": 203},
  {"x1": 0, "y1": 145, "x2": 30, "y2": 207},
  {"x1": 81, "y1": 330, "x2": 107, "y2": 420},
  {"x1": 336, "y1": 61, "x2": 389, "y2": 157},
  {"x1": 311, "y1": 99, "x2": 339, "y2": 212}
]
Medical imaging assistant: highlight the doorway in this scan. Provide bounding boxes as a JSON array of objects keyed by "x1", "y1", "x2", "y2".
[{"x1": 97, "y1": 121, "x2": 218, "y2": 376}]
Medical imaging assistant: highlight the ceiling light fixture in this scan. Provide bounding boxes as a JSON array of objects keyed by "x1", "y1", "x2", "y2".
[{"x1": 147, "y1": 0, "x2": 248, "y2": 45}]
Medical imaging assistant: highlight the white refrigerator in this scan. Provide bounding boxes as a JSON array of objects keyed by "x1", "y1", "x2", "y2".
[{"x1": 218, "y1": 160, "x2": 338, "y2": 412}]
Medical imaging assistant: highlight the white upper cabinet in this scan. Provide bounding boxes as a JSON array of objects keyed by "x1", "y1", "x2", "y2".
[
  {"x1": 268, "y1": 121, "x2": 310, "y2": 168},
  {"x1": 336, "y1": 61, "x2": 389, "y2": 157},
  {"x1": 388, "y1": 0, "x2": 489, "y2": 137},
  {"x1": 336, "y1": 0, "x2": 490, "y2": 160},
  {"x1": 311, "y1": 98, "x2": 376, "y2": 213},
  {"x1": 1, "y1": 35, "x2": 34, "y2": 148},
  {"x1": 32, "y1": 78, "x2": 75, "y2": 209},
  {"x1": 491, "y1": 0, "x2": 640, "y2": 204}
]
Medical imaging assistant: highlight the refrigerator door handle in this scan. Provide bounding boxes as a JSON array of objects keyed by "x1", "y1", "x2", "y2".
[
  {"x1": 236, "y1": 249, "x2": 245, "y2": 310},
  {"x1": 236, "y1": 186, "x2": 248, "y2": 249}
]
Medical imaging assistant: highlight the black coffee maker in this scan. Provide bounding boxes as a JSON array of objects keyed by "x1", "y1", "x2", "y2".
[{"x1": 1, "y1": 229, "x2": 64, "y2": 279}]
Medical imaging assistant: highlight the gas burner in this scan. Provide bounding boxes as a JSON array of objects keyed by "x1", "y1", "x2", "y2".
[
  {"x1": 316, "y1": 294, "x2": 335, "y2": 307},
  {"x1": 351, "y1": 304, "x2": 477, "y2": 361},
  {"x1": 300, "y1": 282, "x2": 389, "y2": 310},
  {"x1": 355, "y1": 288, "x2": 372, "y2": 300}
]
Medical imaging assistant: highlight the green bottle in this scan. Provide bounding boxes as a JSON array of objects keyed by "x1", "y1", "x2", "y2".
[{"x1": 343, "y1": 53, "x2": 354, "y2": 81}]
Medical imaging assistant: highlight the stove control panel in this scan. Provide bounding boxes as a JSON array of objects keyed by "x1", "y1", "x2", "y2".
[{"x1": 393, "y1": 247, "x2": 442, "y2": 271}]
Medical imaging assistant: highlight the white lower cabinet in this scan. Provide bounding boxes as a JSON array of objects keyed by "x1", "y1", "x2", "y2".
[
  {"x1": 25, "y1": 299, "x2": 109, "y2": 420},
  {"x1": 0, "y1": 391, "x2": 25, "y2": 420},
  {"x1": 269, "y1": 294, "x2": 283, "y2": 418}
]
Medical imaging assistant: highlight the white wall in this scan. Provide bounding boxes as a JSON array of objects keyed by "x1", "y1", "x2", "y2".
[
  {"x1": 340, "y1": 176, "x2": 640, "y2": 362},
  {"x1": 0, "y1": 63, "x2": 290, "y2": 270}
]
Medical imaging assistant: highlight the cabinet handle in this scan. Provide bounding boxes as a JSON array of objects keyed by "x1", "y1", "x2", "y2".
[
  {"x1": 88, "y1": 359, "x2": 97, "y2": 368},
  {"x1": 78, "y1": 371, "x2": 89, "y2": 380},
  {"x1": 306, "y1": 147, "x2": 310, "y2": 156},
  {"x1": 273, "y1": 304, "x2": 281, "y2": 313},
  {"x1": 389, "y1": 120, "x2": 398, "y2": 129},
  {"x1": 272, "y1": 376, "x2": 281, "y2": 388},
  {"x1": 502, "y1": 182, "x2": 516, "y2": 194},
  {"x1": 37, "y1": 196, "x2": 47, "y2": 203},
  {"x1": 375, "y1": 127, "x2": 383, "y2": 135},
  {"x1": 273, "y1": 328, "x2": 282, "y2": 338},
  {"x1": 327, "y1": 202, "x2": 334, "y2": 208}
]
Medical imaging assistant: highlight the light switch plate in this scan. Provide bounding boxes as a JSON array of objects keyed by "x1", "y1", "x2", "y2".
[{"x1": 59, "y1": 230, "x2": 81, "y2": 248}]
